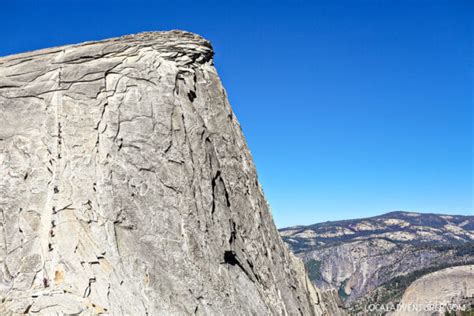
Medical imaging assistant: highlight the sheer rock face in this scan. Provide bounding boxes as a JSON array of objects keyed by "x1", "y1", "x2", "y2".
[{"x1": 0, "y1": 31, "x2": 332, "y2": 315}]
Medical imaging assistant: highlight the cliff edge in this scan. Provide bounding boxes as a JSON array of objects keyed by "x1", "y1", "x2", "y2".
[{"x1": 0, "y1": 31, "x2": 337, "y2": 315}]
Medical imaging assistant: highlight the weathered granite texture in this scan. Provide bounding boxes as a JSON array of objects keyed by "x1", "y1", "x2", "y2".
[{"x1": 0, "y1": 31, "x2": 335, "y2": 315}]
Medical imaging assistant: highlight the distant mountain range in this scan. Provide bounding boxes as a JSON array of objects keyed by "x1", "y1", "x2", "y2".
[{"x1": 279, "y1": 211, "x2": 474, "y2": 314}]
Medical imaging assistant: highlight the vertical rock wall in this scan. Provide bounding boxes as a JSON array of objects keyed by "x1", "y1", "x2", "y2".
[{"x1": 0, "y1": 31, "x2": 333, "y2": 315}]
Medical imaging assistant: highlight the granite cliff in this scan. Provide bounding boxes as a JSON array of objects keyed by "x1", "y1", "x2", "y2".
[
  {"x1": 392, "y1": 265, "x2": 474, "y2": 315},
  {"x1": 0, "y1": 31, "x2": 339, "y2": 315}
]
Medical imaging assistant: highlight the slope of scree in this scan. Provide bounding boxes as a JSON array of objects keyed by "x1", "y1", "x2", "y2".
[{"x1": 0, "y1": 31, "x2": 339, "y2": 315}]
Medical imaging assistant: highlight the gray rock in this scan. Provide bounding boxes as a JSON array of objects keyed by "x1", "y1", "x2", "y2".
[
  {"x1": 391, "y1": 265, "x2": 474, "y2": 316},
  {"x1": 0, "y1": 31, "x2": 338, "y2": 315}
]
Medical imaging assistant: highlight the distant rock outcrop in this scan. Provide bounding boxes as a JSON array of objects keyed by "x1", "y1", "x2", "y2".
[
  {"x1": 280, "y1": 211, "x2": 474, "y2": 312},
  {"x1": 392, "y1": 265, "x2": 474, "y2": 316},
  {"x1": 0, "y1": 31, "x2": 340, "y2": 315}
]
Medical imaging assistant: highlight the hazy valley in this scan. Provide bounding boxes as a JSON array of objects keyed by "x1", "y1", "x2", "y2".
[{"x1": 280, "y1": 211, "x2": 474, "y2": 314}]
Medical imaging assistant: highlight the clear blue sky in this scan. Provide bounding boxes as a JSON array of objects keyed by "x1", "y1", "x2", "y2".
[{"x1": 1, "y1": 0, "x2": 472, "y2": 227}]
